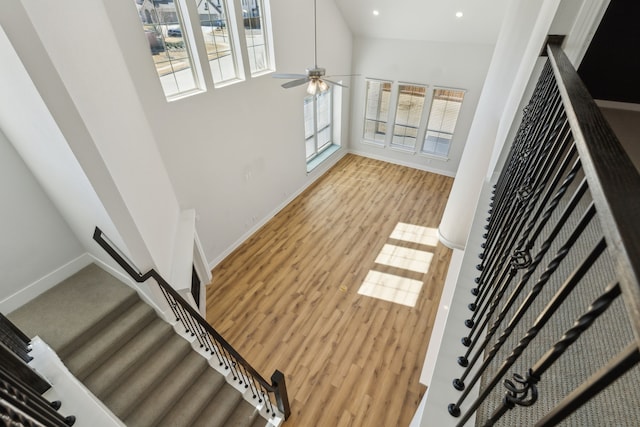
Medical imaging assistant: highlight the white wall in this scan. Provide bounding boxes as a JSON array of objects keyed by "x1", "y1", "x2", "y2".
[
  {"x1": 0, "y1": 129, "x2": 84, "y2": 312},
  {"x1": 99, "y1": 0, "x2": 354, "y2": 266},
  {"x1": 0, "y1": 0, "x2": 188, "y2": 280},
  {"x1": 348, "y1": 37, "x2": 495, "y2": 176}
]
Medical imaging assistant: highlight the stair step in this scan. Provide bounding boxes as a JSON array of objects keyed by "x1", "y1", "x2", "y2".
[
  {"x1": 103, "y1": 333, "x2": 192, "y2": 419},
  {"x1": 192, "y1": 383, "x2": 244, "y2": 427},
  {"x1": 59, "y1": 291, "x2": 140, "y2": 359},
  {"x1": 64, "y1": 299, "x2": 157, "y2": 380},
  {"x1": 157, "y1": 366, "x2": 227, "y2": 427},
  {"x1": 82, "y1": 318, "x2": 174, "y2": 398},
  {"x1": 225, "y1": 399, "x2": 262, "y2": 426},
  {"x1": 124, "y1": 350, "x2": 210, "y2": 426}
]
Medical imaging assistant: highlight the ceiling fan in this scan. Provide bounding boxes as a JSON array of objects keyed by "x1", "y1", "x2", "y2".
[{"x1": 273, "y1": 0, "x2": 351, "y2": 95}]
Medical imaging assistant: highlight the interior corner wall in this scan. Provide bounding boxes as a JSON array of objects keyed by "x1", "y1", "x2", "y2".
[
  {"x1": 4, "y1": 0, "x2": 185, "y2": 278},
  {"x1": 100, "y1": 0, "x2": 354, "y2": 266},
  {"x1": 347, "y1": 37, "x2": 496, "y2": 177},
  {"x1": 0, "y1": 129, "x2": 85, "y2": 312}
]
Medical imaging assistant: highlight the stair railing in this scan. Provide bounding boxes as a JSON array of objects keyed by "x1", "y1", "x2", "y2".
[
  {"x1": 445, "y1": 43, "x2": 640, "y2": 425},
  {"x1": 0, "y1": 315, "x2": 76, "y2": 426},
  {"x1": 93, "y1": 227, "x2": 291, "y2": 420}
]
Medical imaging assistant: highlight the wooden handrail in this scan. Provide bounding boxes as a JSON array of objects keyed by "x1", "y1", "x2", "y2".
[
  {"x1": 93, "y1": 227, "x2": 291, "y2": 419},
  {"x1": 547, "y1": 43, "x2": 640, "y2": 345}
]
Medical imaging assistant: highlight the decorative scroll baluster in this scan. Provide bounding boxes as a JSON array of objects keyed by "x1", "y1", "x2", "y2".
[
  {"x1": 481, "y1": 281, "x2": 622, "y2": 426},
  {"x1": 460, "y1": 129, "x2": 579, "y2": 353},
  {"x1": 450, "y1": 236, "x2": 606, "y2": 422},
  {"x1": 444, "y1": 42, "x2": 640, "y2": 426}
]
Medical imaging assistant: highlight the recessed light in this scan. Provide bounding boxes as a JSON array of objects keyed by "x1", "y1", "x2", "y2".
[
  {"x1": 373, "y1": 10, "x2": 380, "y2": 16},
  {"x1": 455, "y1": 11, "x2": 463, "y2": 18}
]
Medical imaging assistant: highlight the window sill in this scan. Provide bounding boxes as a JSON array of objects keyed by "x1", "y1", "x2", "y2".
[
  {"x1": 306, "y1": 144, "x2": 340, "y2": 173},
  {"x1": 418, "y1": 152, "x2": 450, "y2": 161},
  {"x1": 361, "y1": 139, "x2": 385, "y2": 148}
]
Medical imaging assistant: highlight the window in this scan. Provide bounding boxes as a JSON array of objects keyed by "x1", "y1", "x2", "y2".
[
  {"x1": 363, "y1": 79, "x2": 392, "y2": 144},
  {"x1": 422, "y1": 88, "x2": 465, "y2": 157},
  {"x1": 196, "y1": 0, "x2": 243, "y2": 85},
  {"x1": 136, "y1": 0, "x2": 201, "y2": 98},
  {"x1": 243, "y1": 0, "x2": 273, "y2": 75},
  {"x1": 304, "y1": 88, "x2": 333, "y2": 161},
  {"x1": 391, "y1": 84, "x2": 427, "y2": 150}
]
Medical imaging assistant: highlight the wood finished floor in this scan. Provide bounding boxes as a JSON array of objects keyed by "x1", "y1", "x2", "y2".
[{"x1": 206, "y1": 154, "x2": 454, "y2": 427}]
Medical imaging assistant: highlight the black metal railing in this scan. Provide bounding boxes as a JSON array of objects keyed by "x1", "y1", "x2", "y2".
[
  {"x1": 446, "y1": 43, "x2": 640, "y2": 426},
  {"x1": 0, "y1": 315, "x2": 76, "y2": 426},
  {"x1": 93, "y1": 227, "x2": 291, "y2": 420}
]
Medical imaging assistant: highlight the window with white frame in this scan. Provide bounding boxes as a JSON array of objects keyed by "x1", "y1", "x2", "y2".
[
  {"x1": 135, "y1": 0, "x2": 201, "y2": 98},
  {"x1": 196, "y1": 0, "x2": 244, "y2": 85},
  {"x1": 363, "y1": 79, "x2": 392, "y2": 144},
  {"x1": 422, "y1": 88, "x2": 465, "y2": 157},
  {"x1": 304, "y1": 88, "x2": 333, "y2": 161},
  {"x1": 391, "y1": 84, "x2": 427, "y2": 150},
  {"x1": 243, "y1": 0, "x2": 273, "y2": 75}
]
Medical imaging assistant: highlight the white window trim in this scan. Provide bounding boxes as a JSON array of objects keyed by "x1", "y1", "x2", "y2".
[
  {"x1": 362, "y1": 78, "x2": 394, "y2": 146},
  {"x1": 389, "y1": 81, "x2": 429, "y2": 153},
  {"x1": 420, "y1": 86, "x2": 467, "y2": 159}
]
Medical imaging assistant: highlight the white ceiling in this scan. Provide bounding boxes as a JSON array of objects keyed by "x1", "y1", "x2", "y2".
[{"x1": 333, "y1": 0, "x2": 509, "y2": 44}]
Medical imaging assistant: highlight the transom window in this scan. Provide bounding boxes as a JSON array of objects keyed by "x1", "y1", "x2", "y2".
[
  {"x1": 243, "y1": 0, "x2": 273, "y2": 75},
  {"x1": 422, "y1": 88, "x2": 465, "y2": 157},
  {"x1": 196, "y1": 0, "x2": 244, "y2": 85},
  {"x1": 363, "y1": 79, "x2": 392, "y2": 145},
  {"x1": 304, "y1": 89, "x2": 333, "y2": 161},
  {"x1": 392, "y1": 84, "x2": 427, "y2": 150},
  {"x1": 136, "y1": 0, "x2": 200, "y2": 99}
]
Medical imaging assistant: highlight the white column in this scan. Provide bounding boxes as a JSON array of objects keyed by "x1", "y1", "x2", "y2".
[{"x1": 438, "y1": 0, "x2": 562, "y2": 250}]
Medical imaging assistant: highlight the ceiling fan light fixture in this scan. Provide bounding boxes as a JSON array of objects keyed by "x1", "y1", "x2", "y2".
[
  {"x1": 307, "y1": 79, "x2": 319, "y2": 95},
  {"x1": 307, "y1": 78, "x2": 329, "y2": 95}
]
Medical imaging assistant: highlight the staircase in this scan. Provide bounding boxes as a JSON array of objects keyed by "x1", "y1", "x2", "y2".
[{"x1": 8, "y1": 264, "x2": 273, "y2": 427}]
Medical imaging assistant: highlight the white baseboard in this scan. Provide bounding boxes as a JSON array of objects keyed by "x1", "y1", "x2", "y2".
[
  {"x1": 208, "y1": 149, "x2": 348, "y2": 270},
  {"x1": 2, "y1": 254, "x2": 93, "y2": 314},
  {"x1": 347, "y1": 149, "x2": 457, "y2": 177}
]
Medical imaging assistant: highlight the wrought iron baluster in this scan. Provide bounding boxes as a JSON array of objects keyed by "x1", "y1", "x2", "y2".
[
  {"x1": 451, "y1": 237, "x2": 606, "y2": 421},
  {"x1": 481, "y1": 281, "x2": 622, "y2": 426},
  {"x1": 535, "y1": 343, "x2": 640, "y2": 426}
]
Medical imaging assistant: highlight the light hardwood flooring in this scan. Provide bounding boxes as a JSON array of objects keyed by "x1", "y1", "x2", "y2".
[{"x1": 206, "y1": 154, "x2": 454, "y2": 427}]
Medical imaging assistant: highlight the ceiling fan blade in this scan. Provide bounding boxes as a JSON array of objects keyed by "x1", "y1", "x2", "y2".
[
  {"x1": 323, "y1": 78, "x2": 348, "y2": 89},
  {"x1": 272, "y1": 73, "x2": 307, "y2": 79},
  {"x1": 282, "y1": 77, "x2": 309, "y2": 89}
]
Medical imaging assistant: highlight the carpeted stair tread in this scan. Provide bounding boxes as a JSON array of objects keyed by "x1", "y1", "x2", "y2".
[
  {"x1": 124, "y1": 350, "x2": 210, "y2": 426},
  {"x1": 7, "y1": 264, "x2": 137, "y2": 354},
  {"x1": 82, "y1": 317, "x2": 175, "y2": 398},
  {"x1": 157, "y1": 365, "x2": 227, "y2": 427},
  {"x1": 192, "y1": 383, "x2": 244, "y2": 427},
  {"x1": 102, "y1": 332, "x2": 192, "y2": 419},
  {"x1": 64, "y1": 299, "x2": 157, "y2": 380},
  {"x1": 223, "y1": 399, "x2": 262, "y2": 427}
]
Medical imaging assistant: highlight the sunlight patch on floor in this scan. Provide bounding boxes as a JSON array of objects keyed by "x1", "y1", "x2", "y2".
[
  {"x1": 358, "y1": 271, "x2": 423, "y2": 307},
  {"x1": 359, "y1": 223, "x2": 437, "y2": 308},
  {"x1": 375, "y1": 244, "x2": 434, "y2": 273},
  {"x1": 390, "y1": 223, "x2": 439, "y2": 247}
]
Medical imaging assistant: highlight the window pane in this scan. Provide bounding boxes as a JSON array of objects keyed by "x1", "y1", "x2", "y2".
[
  {"x1": 422, "y1": 88, "x2": 465, "y2": 157},
  {"x1": 304, "y1": 88, "x2": 333, "y2": 161},
  {"x1": 392, "y1": 84, "x2": 426, "y2": 149},
  {"x1": 244, "y1": 0, "x2": 271, "y2": 74},
  {"x1": 363, "y1": 80, "x2": 391, "y2": 143},
  {"x1": 136, "y1": 0, "x2": 198, "y2": 98},
  {"x1": 196, "y1": 0, "x2": 241, "y2": 84},
  {"x1": 304, "y1": 96, "x2": 314, "y2": 140}
]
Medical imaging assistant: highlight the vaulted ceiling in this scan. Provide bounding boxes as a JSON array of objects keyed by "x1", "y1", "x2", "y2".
[{"x1": 333, "y1": 0, "x2": 509, "y2": 44}]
